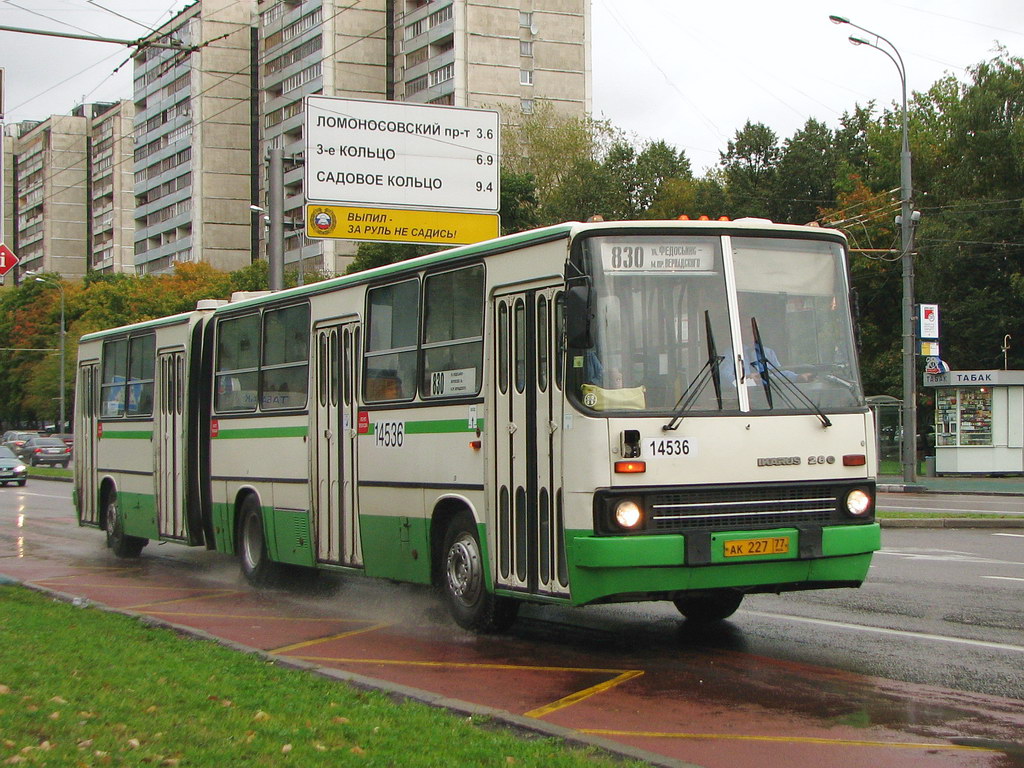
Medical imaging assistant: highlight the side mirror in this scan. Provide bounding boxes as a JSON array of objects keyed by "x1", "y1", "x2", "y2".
[{"x1": 565, "y1": 284, "x2": 594, "y2": 348}]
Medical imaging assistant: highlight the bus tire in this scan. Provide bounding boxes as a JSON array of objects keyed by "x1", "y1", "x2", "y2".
[
  {"x1": 238, "y1": 495, "x2": 281, "y2": 586},
  {"x1": 104, "y1": 488, "x2": 147, "y2": 558},
  {"x1": 441, "y1": 513, "x2": 518, "y2": 633},
  {"x1": 673, "y1": 590, "x2": 743, "y2": 622}
]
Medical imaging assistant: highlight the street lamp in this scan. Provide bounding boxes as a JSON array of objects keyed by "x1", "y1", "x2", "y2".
[
  {"x1": 830, "y1": 14, "x2": 919, "y2": 484},
  {"x1": 25, "y1": 270, "x2": 66, "y2": 433}
]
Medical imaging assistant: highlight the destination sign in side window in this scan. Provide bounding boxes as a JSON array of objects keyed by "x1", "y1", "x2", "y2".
[{"x1": 597, "y1": 237, "x2": 716, "y2": 275}]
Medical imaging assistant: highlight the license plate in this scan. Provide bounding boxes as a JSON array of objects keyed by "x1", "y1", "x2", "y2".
[
  {"x1": 723, "y1": 537, "x2": 789, "y2": 557},
  {"x1": 0, "y1": 470, "x2": 11, "y2": 477}
]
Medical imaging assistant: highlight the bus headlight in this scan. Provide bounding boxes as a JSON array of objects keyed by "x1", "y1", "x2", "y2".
[
  {"x1": 614, "y1": 500, "x2": 644, "y2": 530},
  {"x1": 844, "y1": 488, "x2": 873, "y2": 517}
]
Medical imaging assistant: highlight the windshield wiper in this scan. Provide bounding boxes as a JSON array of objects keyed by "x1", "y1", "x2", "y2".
[
  {"x1": 664, "y1": 311, "x2": 723, "y2": 431},
  {"x1": 749, "y1": 317, "x2": 832, "y2": 428},
  {"x1": 750, "y1": 317, "x2": 774, "y2": 409}
]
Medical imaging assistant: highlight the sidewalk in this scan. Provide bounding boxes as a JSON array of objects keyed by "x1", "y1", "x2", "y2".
[{"x1": 878, "y1": 473, "x2": 1024, "y2": 495}]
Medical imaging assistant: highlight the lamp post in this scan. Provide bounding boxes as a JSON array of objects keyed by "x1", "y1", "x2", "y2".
[
  {"x1": 25, "y1": 270, "x2": 66, "y2": 433},
  {"x1": 830, "y1": 15, "x2": 918, "y2": 483}
]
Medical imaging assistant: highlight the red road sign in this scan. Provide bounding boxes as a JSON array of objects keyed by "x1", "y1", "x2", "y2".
[{"x1": 0, "y1": 243, "x2": 19, "y2": 277}]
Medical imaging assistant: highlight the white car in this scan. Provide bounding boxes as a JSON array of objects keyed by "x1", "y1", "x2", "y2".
[{"x1": 0, "y1": 445, "x2": 28, "y2": 487}]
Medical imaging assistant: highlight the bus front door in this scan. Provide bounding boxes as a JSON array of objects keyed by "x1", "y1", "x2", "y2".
[
  {"x1": 76, "y1": 362, "x2": 100, "y2": 526},
  {"x1": 493, "y1": 288, "x2": 569, "y2": 598},
  {"x1": 313, "y1": 322, "x2": 362, "y2": 567},
  {"x1": 155, "y1": 350, "x2": 186, "y2": 540}
]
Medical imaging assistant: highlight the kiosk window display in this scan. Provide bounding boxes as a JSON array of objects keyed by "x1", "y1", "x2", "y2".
[{"x1": 925, "y1": 370, "x2": 1024, "y2": 474}]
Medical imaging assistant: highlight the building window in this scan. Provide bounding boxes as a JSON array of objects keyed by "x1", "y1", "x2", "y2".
[
  {"x1": 406, "y1": 46, "x2": 429, "y2": 67},
  {"x1": 406, "y1": 75, "x2": 429, "y2": 95},
  {"x1": 520, "y1": 40, "x2": 533, "y2": 57},
  {"x1": 520, "y1": 69, "x2": 534, "y2": 86},
  {"x1": 519, "y1": 11, "x2": 532, "y2": 27},
  {"x1": 429, "y1": 4, "x2": 452, "y2": 27},
  {"x1": 429, "y1": 63, "x2": 454, "y2": 87},
  {"x1": 521, "y1": 98, "x2": 534, "y2": 114}
]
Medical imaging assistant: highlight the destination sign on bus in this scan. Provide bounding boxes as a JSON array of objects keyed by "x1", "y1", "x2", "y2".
[{"x1": 599, "y1": 240, "x2": 714, "y2": 274}]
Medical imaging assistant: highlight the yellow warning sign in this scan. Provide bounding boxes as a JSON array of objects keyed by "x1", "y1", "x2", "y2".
[{"x1": 306, "y1": 205, "x2": 500, "y2": 246}]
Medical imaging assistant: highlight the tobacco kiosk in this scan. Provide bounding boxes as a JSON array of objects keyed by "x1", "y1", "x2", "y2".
[{"x1": 924, "y1": 369, "x2": 1024, "y2": 474}]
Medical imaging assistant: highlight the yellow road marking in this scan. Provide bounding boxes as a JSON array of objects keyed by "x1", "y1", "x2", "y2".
[
  {"x1": 270, "y1": 623, "x2": 390, "y2": 654},
  {"x1": 127, "y1": 590, "x2": 245, "y2": 609},
  {"x1": 524, "y1": 670, "x2": 644, "y2": 718},
  {"x1": 33, "y1": 567, "x2": 141, "y2": 579},
  {"x1": 140, "y1": 611, "x2": 370, "y2": 623},
  {"x1": 292, "y1": 655, "x2": 635, "y2": 677},
  {"x1": 291, "y1": 653, "x2": 642, "y2": 717},
  {"x1": 581, "y1": 729, "x2": 999, "y2": 752}
]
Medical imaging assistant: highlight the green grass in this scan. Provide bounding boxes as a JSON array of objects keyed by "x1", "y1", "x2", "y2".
[
  {"x1": 0, "y1": 586, "x2": 642, "y2": 768},
  {"x1": 25, "y1": 465, "x2": 71, "y2": 480}
]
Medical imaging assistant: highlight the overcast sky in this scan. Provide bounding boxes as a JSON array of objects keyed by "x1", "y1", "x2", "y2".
[{"x1": 2, "y1": 0, "x2": 1023, "y2": 173}]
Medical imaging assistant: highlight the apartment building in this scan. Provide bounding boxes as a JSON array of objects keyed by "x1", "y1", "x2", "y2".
[
  {"x1": 11, "y1": 114, "x2": 89, "y2": 279},
  {"x1": 395, "y1": 0, "x2": 591, "y2": 117},
  {"x1": 88, "y1": 101, "x2": 137, "y2": 274},
  {"x1": 132, "y1": 0, "x2": 256, "y2": 274},
  {"x1": 255, "y1": 0, "x2": 591, "y2": 275},
  {"x1": 3, "y1": 0, "x2": 590, "y2": 280}
]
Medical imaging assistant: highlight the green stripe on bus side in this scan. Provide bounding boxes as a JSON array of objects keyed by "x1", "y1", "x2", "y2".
[
  {"x1": 101, "y1": 430, "x2": 154, "y2": 439},
  {"x1": 365, "y1": 418, "x2": 485, "y2": 435},
  {"x1": 215, "y1": 425, "x2": 308, "y2": 439}
]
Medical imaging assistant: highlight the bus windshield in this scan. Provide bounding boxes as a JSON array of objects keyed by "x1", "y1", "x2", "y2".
[{"x1": 570, "y1": 232, "x2": 864, "y2": 415}]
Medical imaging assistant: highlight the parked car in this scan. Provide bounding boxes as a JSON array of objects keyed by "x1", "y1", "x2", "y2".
[
  {"x1": 16, "y1": 436, "x2": 72, "y2": 467},
  {"x1": 2, "y1": 431, "x2": 37, "y2": 452},
  {"x1": 0, "y1": 446, "x2": 28, "y2": 486}
]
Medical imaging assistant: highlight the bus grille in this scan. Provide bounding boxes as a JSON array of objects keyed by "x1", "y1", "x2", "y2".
[{"x1": 648, "y1": 484, "x2": 839, "y2": 532}]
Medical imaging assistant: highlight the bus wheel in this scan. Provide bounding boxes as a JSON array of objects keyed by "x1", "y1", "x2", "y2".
[
  {"x1": 104, "y1": 489, "x2": 147, "y2": 558},
  {"x1": 441, "y1": 513, "x2": 518, "y2": 633},
  {"x1": 673, "y1": 590, "x2": 743, "y2": 622},
  {"x1": 239, "y1": 495, "x2": 280, "y2": 586}
]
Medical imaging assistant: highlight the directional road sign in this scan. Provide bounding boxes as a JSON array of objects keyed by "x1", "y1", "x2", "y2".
[{"x1": 0, "y1": 243, "x2": 19, "y2": 277}]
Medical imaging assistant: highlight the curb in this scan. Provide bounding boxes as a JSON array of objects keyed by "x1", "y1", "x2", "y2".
[{"x1": 4, "y1": 579, "x2": 699, "y2": 768}]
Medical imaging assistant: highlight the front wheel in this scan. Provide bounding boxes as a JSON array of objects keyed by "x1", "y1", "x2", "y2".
[
  {"x1": 238, "y1": 495, "x2": 281, "y2": 586},
  {"x1": 104, "y1": 489, "x2": 147, "y2": 558},
  {"x1": 673, "y1": 590, "x2": 743, "y2": 623},
  {"x1": 440, "y1": 513, "x2": 518, "y2": 632}
]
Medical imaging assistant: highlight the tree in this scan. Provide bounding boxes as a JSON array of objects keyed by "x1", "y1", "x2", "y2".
[
  {"x1": 500, "y1": 101, "x2": 618, "y2": 222},
  {"x1": 345, "y1": 243, "x2": 433, "y2": 275},
  {"x1": 498, "y1": 168, "x2": 540, "y2": 234},
  {"x1": 775, "y1": 118, "x2": 836, "y2": 225},
  {"x1": 719, "y1": 121, "x2": 781, "y2": 219}
]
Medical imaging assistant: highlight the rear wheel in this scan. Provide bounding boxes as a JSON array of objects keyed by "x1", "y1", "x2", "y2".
[
  {"x1": 673, "y1": 590, "x2": 743, "y2": 622},
  {"x1": 104, "y1": 488, "x2": 147, "y2": 558},
  {"x1": 238, "y1": 495, "x2": 281, "y2": 586},
  {"x1": 441, "y1": 512, "x2": 518, "y2": 632}
]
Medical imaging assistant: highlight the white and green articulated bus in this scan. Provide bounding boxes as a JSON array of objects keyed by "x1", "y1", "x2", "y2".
[{"x1": 75, "y1": 219, "x2": 880, "y2": 631}]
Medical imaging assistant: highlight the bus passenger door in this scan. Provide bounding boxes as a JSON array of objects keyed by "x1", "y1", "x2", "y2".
[
  {"x1": 76, "y1": 362, "x2": 100, "y2": 526},
  {"x1": 155, "y1": 350, "x2": 186, "y2": 540},
  {"x1": 313, "y1": 322, "x2": 362, "y2": 567},
  {"x1": 493, "y1": 288, "x2": 569, "y2": 598}
]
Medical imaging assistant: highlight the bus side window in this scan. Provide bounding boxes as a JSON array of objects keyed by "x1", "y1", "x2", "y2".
[
  {"x1": 421, "y1": 264, "x2": 484, "y2": 399},
  {"x1": 100, "y1": 338, "x2": 128, "y2": 418},
  {"x1": 214, "y1": 314, "x2": 259, "y2": 412},
  {"x1": 364, "y1": 279, "x2": 419, "y2": 403}
]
